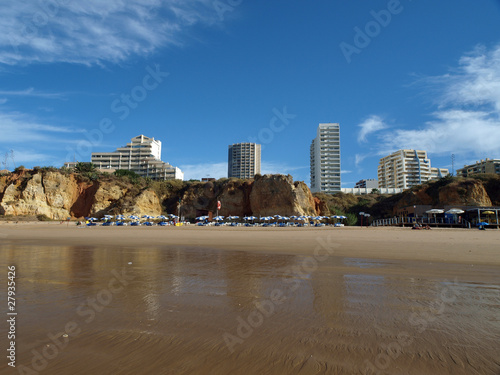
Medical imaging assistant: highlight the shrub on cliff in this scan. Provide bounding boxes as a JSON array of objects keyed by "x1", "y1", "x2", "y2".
[
  {"x1": 114, "y1": 169, "x2": 142, "y2": 185},
  {"x1": 75, "y1": 162, "x2": 96, "y2": 173}
]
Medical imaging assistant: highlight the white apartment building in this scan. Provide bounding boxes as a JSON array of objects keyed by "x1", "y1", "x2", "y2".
[
  {"x1": 310, "y1": 123, "x2": 341, "y2": 193},
  {"x1": 66, "y1": 135, "x2": 183, "y2": 180},
  {"x1": 378, "y1": 149, "x2": 448, "y2": 189},
  {"x1": 228, "y1": 143, "x2": 261, "y2": 179},
  {"x1": 457, "y1": 158, "x2": 500, "y2": 177}
]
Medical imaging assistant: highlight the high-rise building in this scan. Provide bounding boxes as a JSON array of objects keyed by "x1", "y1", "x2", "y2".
[
  {"x1": 378, "y1": 149, "x2": 448, "y2": 189},
  {"x1": 310, "y1": 123, "x2": 341, "y2": 193},
  {"x1": 68, "y1": 135, "x2": 184, "y2": 180},
  {"x1": 456, "y1": 158, "x2": 500, "y2": 177},
  {"x1": 228, "y1": 143, "x2": 261, "y2": 179}
]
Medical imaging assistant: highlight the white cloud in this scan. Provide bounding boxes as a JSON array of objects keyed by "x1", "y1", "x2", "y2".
[
  {"x1": 374, "y1": 44, "x2": 500, "y2": 157},
  {"x1": 0, "y1": 111, "x2": 83, "y2": 144},
  {"x1": 357, "y1": 115, "x2": 387, "y2": 143},
  {"x1": 2, "y1": 150, "x2": 53, "y2": 166},
  {"x1": 0, "y1": 88, "x2": 65, "y2": 99},
  {"x1": 0, "y1": 0, "x2": 226, "y2": 66},
  {"x1": 178, "y1": 162, "x2": 227, "y2": 180},
  {"x1": 380, "y1": 109, "x2": 500, "y2": 156},
  {"x1": 439, "y1": 45, "x2": 500, "y2": 112},
  {"x1": 355, "y1": 153, "x2": 368, "y2": 167}
]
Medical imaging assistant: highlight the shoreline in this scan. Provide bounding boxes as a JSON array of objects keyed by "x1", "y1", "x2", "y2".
[{"x1": 1, "y1": 223, "x2": 499, "y2": 266}]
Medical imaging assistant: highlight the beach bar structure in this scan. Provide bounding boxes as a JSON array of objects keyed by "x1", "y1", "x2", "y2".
[{"x1": 374, "y1": 205, "x2": 500, "y2": 228}]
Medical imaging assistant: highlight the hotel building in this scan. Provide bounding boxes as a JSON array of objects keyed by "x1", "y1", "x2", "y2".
[
  {"x1": 378, "y1": 149, "x2": 448, "y2": 189},
  {"x1": 228, "y1": 143, "x2": 261, "y2": 179},
  {"x1": 456, "y1": 158, "x2": 500, "y2": 177},
  {"x1": 66, "y1": 135, "x2": 183, "y2": 180},
  {"x1": 310, "y1": 123, "x2": 341, "y2": 193}
]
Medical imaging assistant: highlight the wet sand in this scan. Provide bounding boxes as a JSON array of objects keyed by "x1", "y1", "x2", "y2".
[{"x1": 1, "y1": 225, "x2": 499, "y2": 374}]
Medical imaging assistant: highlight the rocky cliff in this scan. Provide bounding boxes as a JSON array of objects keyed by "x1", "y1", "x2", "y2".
[
  {"x1": 390, "y1": 177, "x2": 494, "y2": 211},
  {"x1": 0, "y1": 171, "x2": 317, "y2": 220},
  {"x1": 171, "y1": 174, "x2": 316, "y2": 218},
  {"x1": 314, "y1": 175, "x2": 500, "y2": 220},
  {"x1": 0, "y1": 170, "x2": 163, "y2": 220}
]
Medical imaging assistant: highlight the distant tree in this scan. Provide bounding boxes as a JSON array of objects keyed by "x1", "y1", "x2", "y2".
[{"x1": 371, "y1": 188, "x2": 380, "y2": 194}]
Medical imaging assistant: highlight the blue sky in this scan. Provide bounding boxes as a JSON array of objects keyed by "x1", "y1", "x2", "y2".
[{"x1": 1, "y1": 0, "x2": 500, "y2": 186}]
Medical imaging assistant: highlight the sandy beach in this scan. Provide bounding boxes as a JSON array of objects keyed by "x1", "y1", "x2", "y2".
[
  {"x1": 1, "y1": 224, "x2": 499, "y2": 374},
  {"x1": 1, "y1": 222, "x2": 500, "y2": 265}
]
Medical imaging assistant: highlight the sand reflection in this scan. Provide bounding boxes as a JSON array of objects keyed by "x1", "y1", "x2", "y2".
[{"x1": 0, "y1": 244, "x2": 499, "y2": 374}]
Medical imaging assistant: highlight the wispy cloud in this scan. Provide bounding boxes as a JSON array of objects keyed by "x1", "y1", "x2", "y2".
[
  {"x1": 0, "y1": 150, "x2": 54, "y2": 168},
  {"x1": 360, "y1": 44, "x2": 500, "y2": 158},
  {"x1": 0, "y1": 111, "x2": 83, "y2": 144},
  {"x1": 357, "y1": 115, "x2": 388, "y2": 143},
  {"x1": 0, "y1": 0, "x2": 227, "y2": 66},
  {"x1": 0, "y1": 88, "x2": 65, "y2": 99},
  {"x1": 355, "y1": 153, "x2": 368, "y2": 167}
]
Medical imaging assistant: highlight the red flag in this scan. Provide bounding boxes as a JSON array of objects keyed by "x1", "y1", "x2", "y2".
[{"x1": 217, "y1": 200, "x2": 221, "y2": 210}]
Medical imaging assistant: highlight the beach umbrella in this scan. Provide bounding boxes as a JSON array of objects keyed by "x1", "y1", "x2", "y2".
[
  {"x1": 426, "y1": 208, "x2": 444, "y2": 223},
  {"x1": 244, "y1": 216, "x2": 257, "y2": 220},
  {"x1": 446, "y1": 208, "x2": 464, "y2": 214},
  {"x1": 426, "y1": 209, "x2": 444, "y2": 214},
  {"x1": 227, "y1": 216, "x2": 239, "y2": 220},
  {"x1": 213, "y1": 216, "x2": 224, "y2": 221},
  {"x1": 477, "y1": 221, "x2": 489, "y2": 230},
  {"x1": 196, "y1": 215, "x2": 209, "y2": 221}
]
